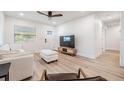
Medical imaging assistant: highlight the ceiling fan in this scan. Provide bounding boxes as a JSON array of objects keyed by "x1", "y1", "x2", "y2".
[{"x1": 37, "y1": 11, "x2": 63, "y2": 18}]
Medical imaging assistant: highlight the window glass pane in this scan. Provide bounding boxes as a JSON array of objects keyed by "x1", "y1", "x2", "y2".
[
  {"x1": 47, "y1": 31, "x2": 52, "y2": 35},
  {"x1": 14, "y1": 25, "x2": 36, "y2": 44}
]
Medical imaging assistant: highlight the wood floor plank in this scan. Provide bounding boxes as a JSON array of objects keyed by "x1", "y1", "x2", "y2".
[{"x1": 32, "y1": 51, "x2": 124, "y2": 81}]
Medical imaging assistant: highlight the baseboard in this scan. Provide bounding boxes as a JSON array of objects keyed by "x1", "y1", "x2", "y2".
[
  {"x1": 77, "y1": 52, "x2": 96, "y2": 59},
  {"x1": 106, "y1": 49, "x2": 120, "y2": 52}
]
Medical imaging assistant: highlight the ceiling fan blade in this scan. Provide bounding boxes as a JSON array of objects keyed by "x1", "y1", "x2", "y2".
[
  {"x1": 51, "y1": 14, "x2": 63, "y2": 17},
  {"x1": 37, "y1": 11, "x2": 48, "y2": 16}
]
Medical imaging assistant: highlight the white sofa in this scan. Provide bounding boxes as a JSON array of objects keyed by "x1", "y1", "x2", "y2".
[
  {"x1": 0, "y1": 44, "x2": 24, "y2": 56},
  {"x1": 40, "y1": 49, "x2": 58, "y2": 63},
  {"x1": 0, "y1": 54, "x2": 33, "y2": 81}
]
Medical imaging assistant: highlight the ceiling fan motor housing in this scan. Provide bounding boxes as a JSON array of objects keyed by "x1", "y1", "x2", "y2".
[{"x1": 48, "y1": 11, "x2": 52, "y2": 17}]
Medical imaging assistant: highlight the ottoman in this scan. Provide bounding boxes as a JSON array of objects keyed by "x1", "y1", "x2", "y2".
[{"x1": 40, "y1": 49, "x2": 58, "y2": 63}]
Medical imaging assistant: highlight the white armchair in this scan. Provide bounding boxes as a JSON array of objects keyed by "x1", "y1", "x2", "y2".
[{"x1": 0, "y1": 54, "x2": 33, "y2": 81}]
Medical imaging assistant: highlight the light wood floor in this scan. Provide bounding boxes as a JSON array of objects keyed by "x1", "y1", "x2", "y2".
[{"x1": 31, "y1": 51, "x2": 124, "y2": 81}]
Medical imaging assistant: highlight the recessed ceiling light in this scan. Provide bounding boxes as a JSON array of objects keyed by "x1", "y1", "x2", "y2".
[
  {"x1": 20, "y1": 12, "x2": 24, "y2": 16},
  {"x1": 52, "y1": 22, "x2": 56, "y2": 24},
  {"x1": 107, "y1": 16, "x2": 113, "y2": 19}
]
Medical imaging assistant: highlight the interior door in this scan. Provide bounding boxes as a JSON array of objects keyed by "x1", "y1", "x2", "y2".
[{"x1": 42, "y1": 31, "x2": 54, "y2": 49}]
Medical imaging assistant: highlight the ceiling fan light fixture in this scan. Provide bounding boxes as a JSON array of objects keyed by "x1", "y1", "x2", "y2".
[
  {"x1": 19, "y1": 12, "x2": 24, "y2": 16},
  {"x1": 52, "y1": 22, "x2": 57, "y2": 24}
]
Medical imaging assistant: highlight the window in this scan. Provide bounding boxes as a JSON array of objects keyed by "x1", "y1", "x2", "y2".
[
  {"x1": 14, "y1": 25, "x2": 36, "y2": 44},
  {"x1": 47, "y1": 31, "x2": 53, "y2": 35}
]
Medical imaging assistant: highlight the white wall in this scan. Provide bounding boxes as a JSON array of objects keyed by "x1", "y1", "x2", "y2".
[
  {"x1": 120, "y1": 12, "x2": 124, "y2": 66},
  {"x1": 4, "y1": 16, "x2": 56, "y2": 51},
  {"x1": 106, "y1": 25, "x2": 120, "y2": 51},
  {"x1": 0, "y1": 12, "x2": 4, "y2": 46},
  {"x1": 57, "y1": 14, "x2": 98, "y2": 59},
  {"x1": 95, "y1": 18, "x2": 103, "y2": 57}
]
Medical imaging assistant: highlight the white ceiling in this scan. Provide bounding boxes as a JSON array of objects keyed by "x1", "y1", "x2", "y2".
[
  {"x1": 4, "y1": 11, "x2": 93, "y2": 26},
  {"x1": 96, "y1": 11, "x2": 121, "y2": 25},
  {"x1": 4, "y1": 11, "x2": 121, "y2": 26}
]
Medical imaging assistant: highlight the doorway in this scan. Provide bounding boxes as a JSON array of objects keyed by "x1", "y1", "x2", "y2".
[
  {"x1": 101, "y1": 24, "x2": 121, "y2": 53},
  {"x1": 96, "y1": 12, "x2": 121, "y2": 66},
  {"x1": 41, "y1": 30, "x2": 55, "y2": 49}
]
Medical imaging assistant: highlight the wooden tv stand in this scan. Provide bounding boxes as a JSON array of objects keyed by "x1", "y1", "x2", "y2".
[{"x1": 58, "y1": 47, "x2": 77, "y2": 56}]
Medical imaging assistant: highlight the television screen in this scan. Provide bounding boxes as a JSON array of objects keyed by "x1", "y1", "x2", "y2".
[
  {"x1": 60, "y1": 35, "x2": 75, "y2": 48},
  {"x1": 64, "y1": 36, "x2": 71, "y2": 42}
]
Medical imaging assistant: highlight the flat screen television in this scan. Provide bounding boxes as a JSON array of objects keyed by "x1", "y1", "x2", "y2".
[{"x1": 60, "y1": 35, "x2": 75, "y2": 48}]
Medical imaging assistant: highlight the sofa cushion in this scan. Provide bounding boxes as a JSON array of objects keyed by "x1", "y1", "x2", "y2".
[
  {"x1": 46, "y1": 73, "x2": 78, "y2": 81},
  {"x1": 10, "y1": 44, "x2": 22, "y2": 50},
  {"x1": 0, "y1": 44, "x2": 10, "y2": 51}
]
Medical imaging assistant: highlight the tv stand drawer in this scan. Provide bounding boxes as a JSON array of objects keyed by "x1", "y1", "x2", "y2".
[{"x1": 58, "y1": 47, "x2": 77, "y2": 56}]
